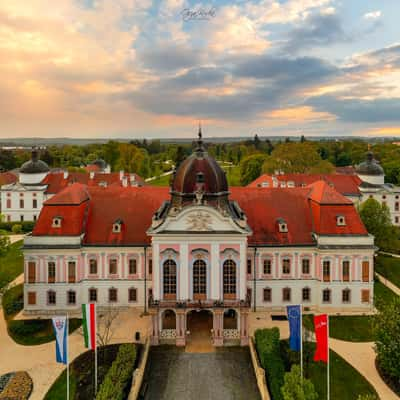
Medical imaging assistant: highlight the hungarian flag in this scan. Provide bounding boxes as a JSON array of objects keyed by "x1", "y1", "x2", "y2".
[
  {"x1": 314, "y1": 314, "x2": 328, "y2": 363},
  {"x1": 82, "y1": 303, "x2": 97, "y2": 350}
]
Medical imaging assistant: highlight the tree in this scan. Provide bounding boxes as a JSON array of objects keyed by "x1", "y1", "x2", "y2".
[
  {"x1": 96, "y1": 306, "x2": 120, "y2": 346},
  {"x1": 359, "y1": 198, "x2": 399, "y2": 251},
  {"x1": 174, "y1": 146, "x2": 186, "y2": 169},
  {"x1": 357, "y1": 395, "x2": 378, "y2": 400},
  {"x1": 254, "y1": 134, "x2": 261, "y2": 150},
  {"x1": 240, "y1": 154, "x2": 267, "y2": 185},
  {"x1": 281, "y1": 364, "x2": 318, "y2": 400},
  {"x1": 373, "y1": 296, "x2": 400, "y2": 385},
  {"x1": 116, "y1": 143, "x2": 144, "y2": 173}
]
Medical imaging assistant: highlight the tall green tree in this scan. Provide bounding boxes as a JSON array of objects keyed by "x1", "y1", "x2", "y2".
[
  {"x1": 359, "y1": 198, "x2": 399, "y2": 251},
  {"x1": 240, "y1": 154, "x2": 267, "y2": 185},
  {"x1": 373, "y1": 296, "x2": 400, "y2": 385},
  {"x1": 281, "y1": 365, "x2": 318, "y2": 400}
]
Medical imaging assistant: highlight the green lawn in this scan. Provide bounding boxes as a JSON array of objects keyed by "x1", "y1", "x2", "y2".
[
  {"x1": 375, "y1": 254, "x2": 400, "y2": 289},
  {"x1": 281, "y1": 341, "x2": 377, "y2": 400},
  {"x1": 149, "y1": 173, "x2": 171, "y2": 186},
  {"x1": 303, "y1": 314, "x2": 374, "y2": 342},
  {"x1": 374, "y1": 280, "x2": 398, "y2": 310},
  {"x1": 0, "y1": 240, "x2": 24, "y2": 289}
]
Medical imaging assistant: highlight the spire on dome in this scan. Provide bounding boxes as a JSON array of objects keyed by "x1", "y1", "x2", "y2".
[{"x1": 195, "y1": 122, "x2": 204, "y2": 153}]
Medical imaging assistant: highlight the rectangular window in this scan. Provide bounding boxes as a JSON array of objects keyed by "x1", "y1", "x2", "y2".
[
  {"x1": 282, "y1": 259, "x2": 291, "y2": 275},
  {"x1": 89, "y1": 259, "x2": 97, "y2": 275},
  {"x1": 396, "y1": 216, "x2": 399, "y2": 224},
  {"x1": 148, "y1": 259, "x2": 152, "y2": 275},
  {"x1": 263, "y1": 288, "x2": 271, "y2": 302},
  {"x1": 47, "y1": 291, "x2": 56, "y2": 305},
  {"x1": 302, "y1": 287, "x2": 311, "y2": 302},
  {"x1": 68, "y1": 262, "x2": 76, "y2": 283},
  {"x1": 396, "y1": 202, "x2": 399, "y2": 211},
  {"x1": 282, "y1": 288, "x2": 291, "y2": 302},
  {"x1": 6, "y1": 199, "x2": 11, "y2": 208},
  {"x1": 361, "y1": 289, "x2": 370, "y2": 303},
  {"x1": 263, "y1": 259, "x2": 272, "y2": 275},
  {"x1": 33, "y1": 215, "x2": 37, "y2": 222},
  {"x1": 109, "y1": 288, "x2": 118, "y2": 302},
  {"x1": 67, "y1": 291, "x2": 76, "y2": 305},
  {"x1": 322, "y1": 289, "x2": 331, "y2": 303},
  {"x1": 28, "y1": 262, "x2": 36, "y2": 283},
  {"x1": 128, "y1": 288, "x2": 137, "y2": 302},
  {"x1": 20, "y1": 215, "x2": 24, "y2": 222},
  {"x1": 247, "y1": 259, "x2": 252, "y2": 275},
  {"x1": 362, "y1": 261, "x2": 369, "y2": 282},
  {"x1": 302, "y1": 259, "x2": 310, "y2": 275},
  {"x1": 129, "y1": 259, "x2": 137, "y2": 275},
  {"x1": 109, "y1": 259, "x2": 117, "y2": 275},
  {"x1": 20, "y1": 199, "x2": 24, "y2": 209},
  {"x1": 342, "y1": 289, "x2": 351, "y2": 303},
  {"x1": 323, "y1": 261, "x2": 330, "y2": 282},
  {"x1": 48, "y1": 262, "x2": 56, "y2": 283},
  {"x1": 28, "y1": 292, "x2": 36, "y2": 305},
  {"x1": 342, "y1": 261, "x2": 350, "y2": 282},
  {"x1": 33, "y1": 199, "x2": 37, "y2": 209},
  {"x1": 89, "y1": 288, "x2": 97, "y2": 302}
]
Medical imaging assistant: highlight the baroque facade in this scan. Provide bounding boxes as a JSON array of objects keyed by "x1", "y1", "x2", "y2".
[{"x1": 23, "y1": 134, "x2": 375, "y2": 347}]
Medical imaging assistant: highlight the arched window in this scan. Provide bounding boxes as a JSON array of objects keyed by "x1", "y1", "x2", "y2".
[
  {"x1": 163, "y1": 260, "x2": 177, "y2": 299},
  {"x1": 193, "y1": 259, "x2": 207, "y2": 299},
  {"x1": 223, "y1": 259, "x2": 236, "y2": 299}
]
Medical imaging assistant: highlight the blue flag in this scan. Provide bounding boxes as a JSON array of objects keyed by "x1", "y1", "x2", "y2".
[
  {"x1": 52, "y1": 316, "x2": 68, "y2": 365},
  {"x1": 287, "y1": 305, "x2": 301, "y2": 351}
]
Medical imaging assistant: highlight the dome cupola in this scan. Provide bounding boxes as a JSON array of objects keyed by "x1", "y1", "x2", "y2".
[
  {"x1": 170, "y1": 127, "x2": 229, "y2": 209},
  {"x1": 19, "y1": 148, "x2": 50, "y2": 185},
  {"x1": 355, "y1": 150, "x2": 384, "y2": 185}
]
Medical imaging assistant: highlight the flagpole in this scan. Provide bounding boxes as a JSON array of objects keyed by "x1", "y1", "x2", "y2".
[
  {"x1": 94, "y1": 304, "x2": 98, "y2": 395},
  {"x1": 327, "y1": 315, "x2": 330, "y2": 400},
  {"x1": 67, "y1": 313, "x2": 69, "y2": 400},
  {"x1": 300, "y1": 304, "x2": 303, "y2": 384}
]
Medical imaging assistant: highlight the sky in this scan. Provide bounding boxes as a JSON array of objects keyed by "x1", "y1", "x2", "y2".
[{"x1": 1, "y1": 0, "x2": 400, "y2": 139}]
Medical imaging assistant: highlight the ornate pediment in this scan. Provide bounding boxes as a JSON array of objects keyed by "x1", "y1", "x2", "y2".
[{"x1": 186, "y1": 211, "x2": 212, "y2": 231}]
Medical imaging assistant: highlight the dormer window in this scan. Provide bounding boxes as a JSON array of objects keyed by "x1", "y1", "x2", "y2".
[
  {"x1": 52, "y1": 216, "x2": 62, "y2": 228},
  {"x1": 336, "y1": 215, "x2": 346, "y2": 226},
  {"x1": 113, "y1": 219, "x2": 123, "y2": 233},
  {"x1": 196, "y1": 172, "x2": 205, "y2": 183},
  {"x1": 277, "y1": 218, "x2": 288, "y2": 233}
]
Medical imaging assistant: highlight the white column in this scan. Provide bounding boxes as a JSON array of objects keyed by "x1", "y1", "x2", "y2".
[
  {"x1": 239, "y1": 241, "x2": 246, "y2": 300},
  {"x1": 179, "y1": 243, "x2": 189, "y2": 300},
  {"x1": 153, "y1": 242, "x2": 160, "y2": 300},
  {"x1": 211, "y1": 242, "x2": 220, "y2": 299}
]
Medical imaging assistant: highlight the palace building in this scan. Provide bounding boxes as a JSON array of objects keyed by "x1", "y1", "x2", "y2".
[{"x1": 22, "y1": 133, "x2": 375, "y2": 347}]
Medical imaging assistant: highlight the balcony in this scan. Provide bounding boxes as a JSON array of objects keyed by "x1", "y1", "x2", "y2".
[{"x1": 148, "y1": 294, "x2": 251, "y2": 310}]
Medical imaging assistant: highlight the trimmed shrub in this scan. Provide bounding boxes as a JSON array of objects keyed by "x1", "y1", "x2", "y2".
[
  {"x1": 255, "y1": 328, "x2": 285, "y2": 400},
  {"x1": 2, "y1": 284, "x2": 23, "y2": 319},
  {"x1": 96, "y1": 343, "x2": 136, "y2": 400},
  {"x1": 11, "y1": 224, "x2": 22, "y2": 234},
  {"x1": 0, "y1": 221, "x2": 34, "y2": 233}
]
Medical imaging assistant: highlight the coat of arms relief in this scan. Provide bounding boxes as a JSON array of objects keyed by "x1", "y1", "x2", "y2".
[{"x1": 186, "y1": 211, "x2": 213, "y2": 231}]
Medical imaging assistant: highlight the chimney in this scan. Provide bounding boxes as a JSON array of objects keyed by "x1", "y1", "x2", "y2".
[
  {"x1": 63, "y1": 171, "x2": 69, "y2": 179},
  {"x1": 90, "y1": 171, "x2": 95, "y2": 179},
  {"x1": 119, "y1": 170, "x2": 124, "y2": 180},
  {"x1": 122, "y1": 176, "x2": 128, "y2": 187}
]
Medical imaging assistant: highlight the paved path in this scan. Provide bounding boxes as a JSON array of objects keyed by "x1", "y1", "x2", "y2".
[
  {"x1": 376, "y1": 272, "x2": 400, "y2": 295},
  {"x1": 330, "y1": 338, "x2": 399, "y2": 400},
  {"x1": 143, "y1": 346, "x2": 260, "y2": 400}
]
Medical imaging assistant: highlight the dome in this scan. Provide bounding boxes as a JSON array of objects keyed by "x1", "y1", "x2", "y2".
[
  {"x1": 92, "y1": 159, "x2": 107, "y2": 170},
  {"x1": 355, "y1": 151, "x2": 384, "y2": 176},
  {"x1": 171, "y1": 133, "x2": 228, "y2": 196},
  {"x1": 20, "y1": 149, "x2": 50, "y2": 174}
]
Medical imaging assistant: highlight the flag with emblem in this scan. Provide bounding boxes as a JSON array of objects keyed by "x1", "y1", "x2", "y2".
[
  {"x1": 52, "y1": 316, "x2": 68, "y2": 365},
  {"x1": 82, "y1": 303, "x2": 97, "y2": 350}
]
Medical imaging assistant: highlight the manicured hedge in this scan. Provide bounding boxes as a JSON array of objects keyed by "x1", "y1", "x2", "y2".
[
  {"x1": 0, "y1": 221, "x2": 35, "y2": 233},
  {"x1": 254, "y1": 328, "x2": 285, "y2": 400},
  {"x1": 96, "y1": 343, "x2": 136, "y2": 400},
  {"x1": 2, "y1": 284, "x2": 23, "y2": 319}
]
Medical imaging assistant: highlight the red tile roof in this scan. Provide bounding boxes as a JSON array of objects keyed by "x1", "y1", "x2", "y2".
[
  {"x1": 248, "y1": 173, "x2": 361, "y2": 196},
  {"x1": 0, "y1": 172, "x2": 18, "y2": 186},
  {"x1": 33, "y1": 183, "x2": 367, "y2": 245}
]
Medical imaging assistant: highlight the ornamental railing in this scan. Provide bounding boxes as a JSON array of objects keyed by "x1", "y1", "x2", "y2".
[
  {"x1": 148, "y1": 294, "x2": 251, "y2": 309},
  {"x1": 159, "y1": 329, "x2": 177, "y2": 339},
  {"x1": 223, "y1": 329, "x2": 240, "y2": 339}
]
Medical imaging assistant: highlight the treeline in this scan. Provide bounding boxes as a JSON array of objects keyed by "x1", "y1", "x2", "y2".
[{"x1": 1, "y1": 136, "x2": 400, "y2": 183}]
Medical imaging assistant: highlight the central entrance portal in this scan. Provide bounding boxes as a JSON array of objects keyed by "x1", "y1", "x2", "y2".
[{"x1": 186, "y1": 309, "x2": 213, "y2": 352}]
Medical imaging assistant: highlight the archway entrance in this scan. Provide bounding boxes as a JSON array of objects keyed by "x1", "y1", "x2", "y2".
[
  {"x1": 223, "y1": 309, "x2": 238, "y2": 329},
  {"x1": 186, "y1": 309, "x2": 213, "y2": 352}
]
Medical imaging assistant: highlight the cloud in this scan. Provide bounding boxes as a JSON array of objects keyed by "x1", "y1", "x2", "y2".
[
  {"x1": 283, "y1": 12, "x2": 349, "y2": 53},
  {"x1": 364, "y1": 10, "x2": 382, "y2": 20}
]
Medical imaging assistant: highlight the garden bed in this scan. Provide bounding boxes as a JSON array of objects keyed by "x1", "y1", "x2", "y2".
[
  {"x1": 376, "y1": 359, "x2": 400, "y2": 396},
  {"x1": 0, "y1": 371, "x2": 33, "y2": 399},
  {"x1": 45, "y1": 343, "x2": 140, "y2": 400}
]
